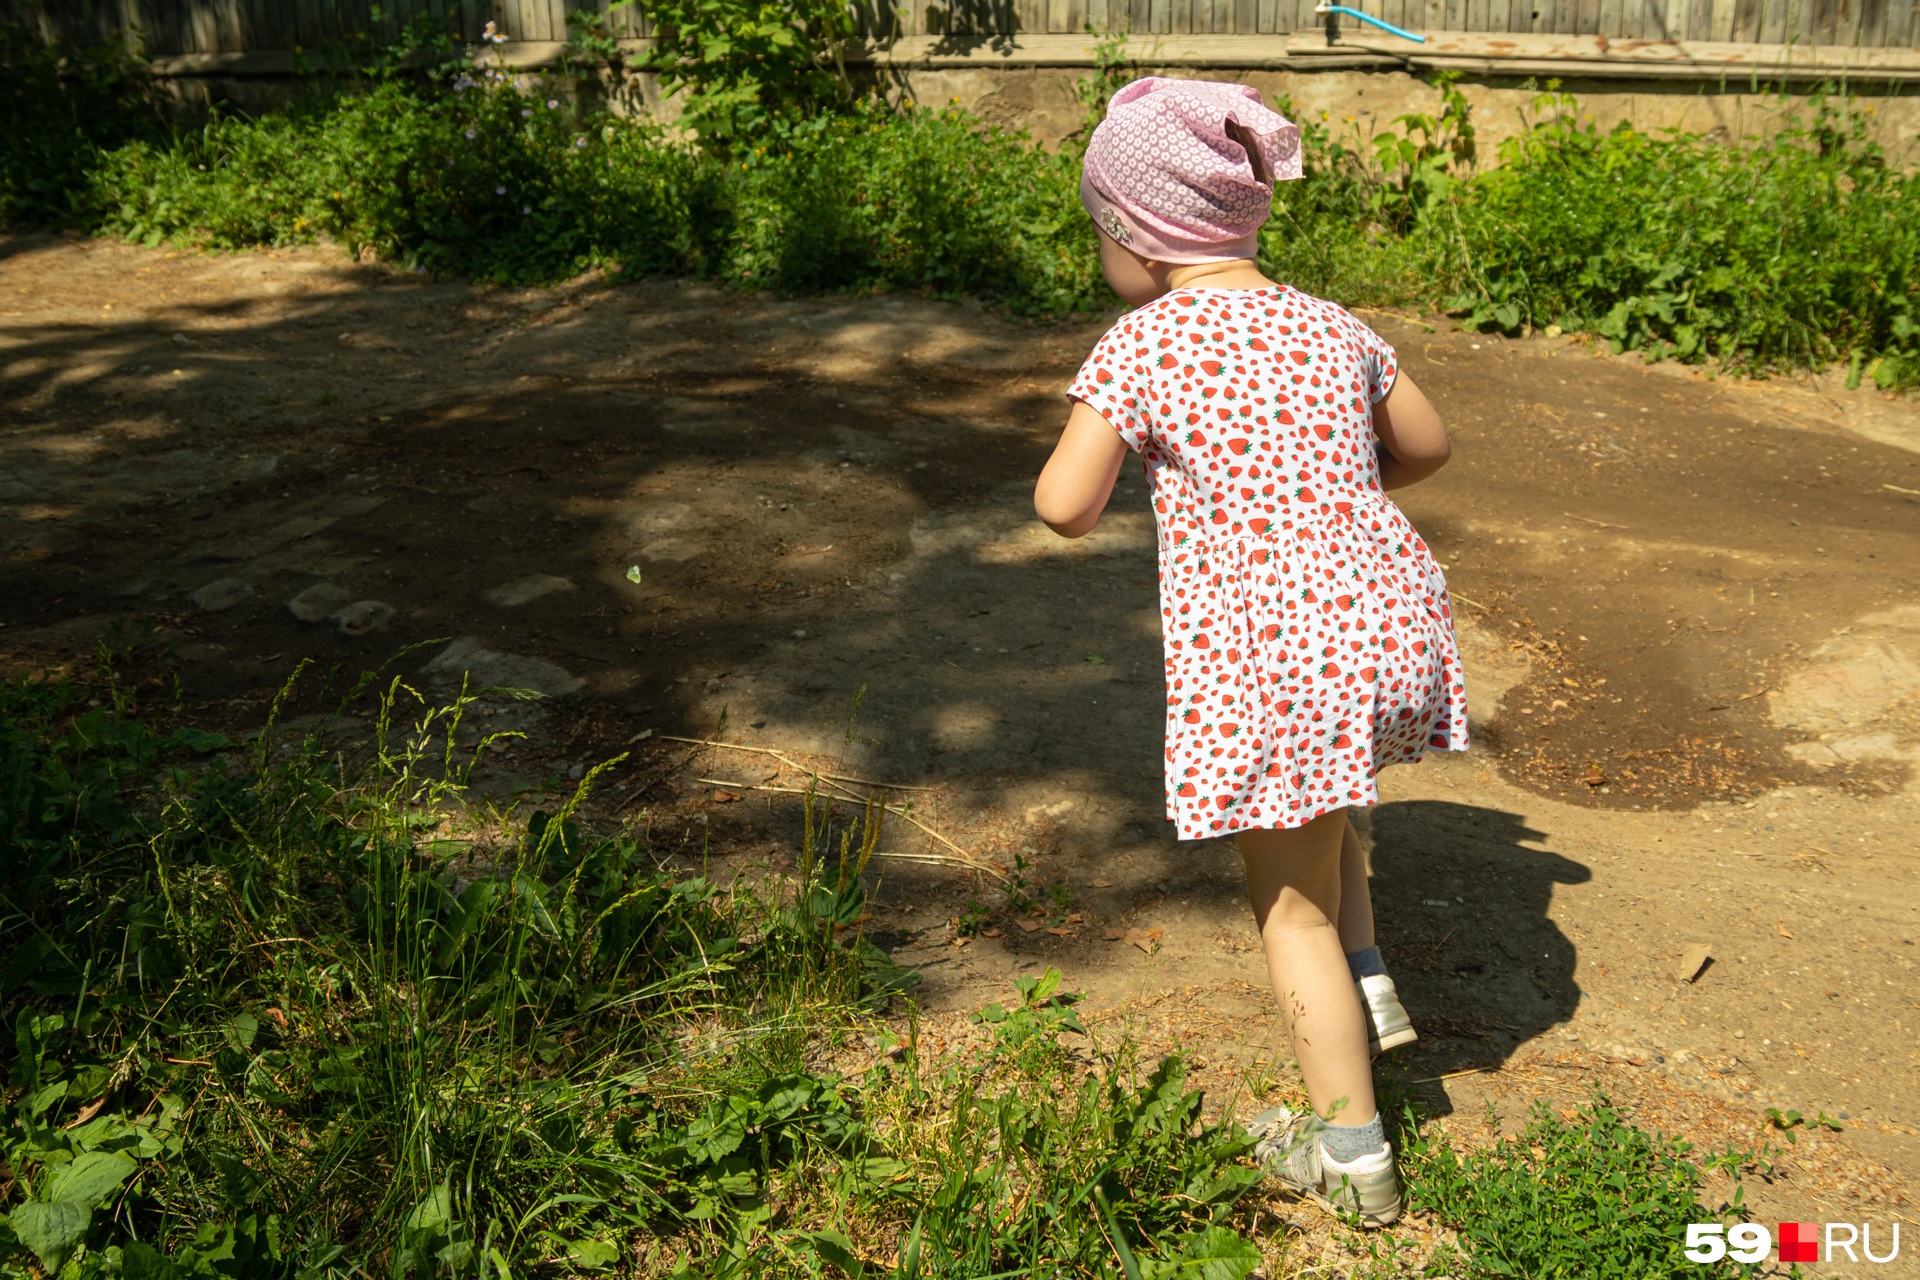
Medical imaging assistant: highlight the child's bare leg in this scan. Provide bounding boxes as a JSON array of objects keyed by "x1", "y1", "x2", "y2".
[
  {"x1": 1336, "y1": 818, "x2": 1374, "y2": 956},
  {"x1": 1238, "y1": 810, "x2": 1377, "y2": 1129}
]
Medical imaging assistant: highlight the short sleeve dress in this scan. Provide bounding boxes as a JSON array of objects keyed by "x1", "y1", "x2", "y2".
[{"x1": 1067, "y1": 286, "x2": 1468, "y2": 839}]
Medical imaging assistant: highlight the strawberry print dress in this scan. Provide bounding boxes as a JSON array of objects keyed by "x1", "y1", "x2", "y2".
[{"x1": 1067, "y1": 286, "x2": 1467, "y2": 839}]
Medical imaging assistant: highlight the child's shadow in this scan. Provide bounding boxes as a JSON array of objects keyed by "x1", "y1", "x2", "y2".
[{"x1": 1361, "y1": 800, "x2": 1591, "y2": 1074}]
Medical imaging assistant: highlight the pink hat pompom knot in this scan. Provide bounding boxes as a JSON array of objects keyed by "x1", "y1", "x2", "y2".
[{"x1": 1081, "y1": 76, "x2": 1303, "y2": 264}]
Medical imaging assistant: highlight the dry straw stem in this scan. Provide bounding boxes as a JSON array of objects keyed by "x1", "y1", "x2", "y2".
[
  {"x1": 695, "y1": 775, "x2": 1008, "y2": 884},
  {"x1": 657, "y1": 735, "x2": 940, "y2": 790},
  {"x1": 662, "y1": 735, "x2": 1007, "y2": 883}
]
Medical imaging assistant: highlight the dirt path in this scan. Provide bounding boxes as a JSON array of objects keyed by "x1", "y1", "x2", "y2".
[{"x1": 5, "y1": 232, "x2": 1917, "y2": 1272}]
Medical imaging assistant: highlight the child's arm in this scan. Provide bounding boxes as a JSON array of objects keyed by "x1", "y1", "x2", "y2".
[
  {"x1": 1372, "y1": 372, "x2": 1450, "y2": 491},
  {"x1": 1035, "y1": 400, "x2": 1130, "y2": 538}
]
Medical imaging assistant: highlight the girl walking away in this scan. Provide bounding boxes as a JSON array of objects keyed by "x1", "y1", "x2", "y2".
[{"x1": 1033, "y1": 77, "x2": 1466, "y2": 1227}]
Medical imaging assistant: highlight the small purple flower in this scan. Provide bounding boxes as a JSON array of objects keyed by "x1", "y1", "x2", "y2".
[
  {"x1": 522, "y1": 205, "x2": 532, "y2": 215},
  {"x1": 496, "y1": 186, "x2": 507, "y2": 195},
  {"x1": 575, "y1": 137, "x2": 587, "y2": 148},
  {"x1": 521, "y1": 108, "x2": 532, "y2": 117},
  {"x1": 465, "y1": 129, "x2": 476, "y2": 139},
  {"x1": 547, "y1": 99, "x2": 559, "y2": 109}
]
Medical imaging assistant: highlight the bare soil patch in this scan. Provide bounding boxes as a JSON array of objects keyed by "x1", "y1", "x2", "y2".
[{"x1": 5, "y1": 231, "x2": 1917, "y2": 1272}]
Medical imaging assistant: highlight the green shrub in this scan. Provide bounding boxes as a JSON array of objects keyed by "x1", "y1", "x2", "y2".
[
  {"x1": 1402, "y1": 1091, "x2": 1770, "y2": 1279},
  {"x1": 1432, "y1": 89, "x2": 1920, "y2": 382},
  {"x1": 9, "y1": 20, "x2": 1920, "y2": 385},
  {"x1": 724, "y1": 104, "x2": 1104, "y2": 310},
  {"x1": 0, "y1": 24, "x2": 166, "y2": 225}
]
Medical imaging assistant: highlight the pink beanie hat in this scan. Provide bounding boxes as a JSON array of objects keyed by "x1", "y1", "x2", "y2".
[{"x1": 1081, "y1": 76, "x2": 1303, "y2": 264}]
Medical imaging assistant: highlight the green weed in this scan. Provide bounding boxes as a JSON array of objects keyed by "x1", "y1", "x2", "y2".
[
  {"x1": 0, "y1": 662, "x2": 1276, "y2": 1277},
  {"x1": 1431, "y1": 86, "x2": 1920, "y2": 381},
  {"x1": 1401, "y1": 1089, "x2": 1771, "y2": 1278},
  {"x1": 16, "y1": 21, "x2": 1915, "y2": 382}
]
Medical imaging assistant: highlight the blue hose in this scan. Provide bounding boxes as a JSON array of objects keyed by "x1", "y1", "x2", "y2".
[{"x1": 1314, "y1": 5, "x2": 1428, "y2": 41}]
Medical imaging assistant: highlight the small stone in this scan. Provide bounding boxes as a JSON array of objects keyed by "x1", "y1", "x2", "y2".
[
  {"x1": 567, "y1": 762, "x2": 584, "y2": 781},
  {"x1": 423, "y1": 637, "x2": 584, "y2": 698},
  {"x1": 191, "y1": 577, "x2": 255, "y2": 612},
  {"x1": 484, "y1": 574, "x2": 575, "y2": 607},
  {"x1": 331, "y1": 600, "x2": 394, "y2": 636},
  {"x1": 289, "y1": 582, "x2": 355, "y2": 622},
  {"x1": 1675, "y1": 942, "x2": 1714, "y2": 984},
  {"x1": 791, "y1": 629, "x2": 807, "y2": 639},
  {"x1": 640, "y1": 538, "x2": 703, "y2": 564}
]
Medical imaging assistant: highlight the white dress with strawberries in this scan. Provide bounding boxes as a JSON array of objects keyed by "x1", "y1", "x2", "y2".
[{"x1": 1068, "y1": 286, "x2": 1467, "y2": 839}]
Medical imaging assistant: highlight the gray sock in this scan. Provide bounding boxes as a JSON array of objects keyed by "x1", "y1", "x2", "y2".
[
  {"x1": 1320, "y1": 1114, "x2": 1387, "y2": 1163},
  {"x1": 1345, "y1": 945, "x2": 1387, "y2": 982}
]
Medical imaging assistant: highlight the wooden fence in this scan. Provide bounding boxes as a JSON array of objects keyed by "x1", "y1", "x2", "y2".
[{"x1": 3, "y1": 0, "x2": 1915, "y2": 56}]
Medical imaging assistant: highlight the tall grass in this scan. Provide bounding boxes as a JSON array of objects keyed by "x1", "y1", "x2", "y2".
[{"x1": 0, "y1": 653, "x2": 1290, "y2": 1277}]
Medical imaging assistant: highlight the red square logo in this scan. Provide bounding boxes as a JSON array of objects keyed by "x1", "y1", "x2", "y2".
[{"x1": 1779, "y1": 1223, "x2": 1819, "y2": 1263}]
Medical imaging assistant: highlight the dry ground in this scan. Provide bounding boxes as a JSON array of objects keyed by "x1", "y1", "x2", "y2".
[{"x1": 4, "y1": 230, "x2": 1919, "y2": 1275}]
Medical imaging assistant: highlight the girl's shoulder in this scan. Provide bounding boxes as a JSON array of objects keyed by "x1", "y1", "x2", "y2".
[{"x1": 1088, "y1": 288, "x2": 1383, "y2": 364}]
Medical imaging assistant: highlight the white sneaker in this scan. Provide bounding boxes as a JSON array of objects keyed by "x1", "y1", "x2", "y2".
[
  {"x1": 1244, "y1": 1106, "x2": 1403, "y2": 1227},
  {"x1": 1357, "y1": 973, "x2": 1417, "y2": 1056}
]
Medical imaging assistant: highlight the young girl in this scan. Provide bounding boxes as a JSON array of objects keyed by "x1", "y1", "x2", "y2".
[{"x1": 1033, "y1": 76, "x2": 1465, "y2": 1227}]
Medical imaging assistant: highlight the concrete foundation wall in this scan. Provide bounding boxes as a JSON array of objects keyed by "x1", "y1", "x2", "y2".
[{"x1": 899, "y1": 63, "x2": 1920, "y2": 159}]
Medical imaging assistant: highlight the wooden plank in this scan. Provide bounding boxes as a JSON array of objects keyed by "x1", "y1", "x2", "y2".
[
  {"x1": 1594, "y1": 0, "x2": 1618, "y2": 34},
  {"x1": 1757, "y1": 0, "x2": 1787, "y2": 39},
  {"x1": 1131, "y1": 0, "x2": 1150, "y2": 33},
  {"x1": 190, "y1": 0, "x2": 218, "y2": 49},
  {"x1": 295, "y1": 0, "x2": 321, "y2": 44},
  {"x1": 1620, "y1": 0, "x2": 1651, "y2": 35},
  {"x1": 1790, "y1": 0, "x2": 1817, "y2": 46},
  {"x1": 147, "y1": 0, "x2": 180, "y2": 52},
  {"x1": 240, "y1": 0, "x2": 267, "y2": 46},
  {"x1": 223, "y1": 0, "x2": 247, "y2": 50},
  {"x1": 1890, "y1": 0, "x2": 1914, "y2": 43},
  {"x1": 548, "y1": 0, "x2": 569, "y2": 42},
  {"x1": 231, "y1": 0, "x2": 256, "y2": 49},
  {"x1": 1728, "y1": 0, "x2": 1759, "y2": 37},
  {"x1": 1857, "y1": 0, "x2": 1886, "y2": 42},
  {"x1": 1465, "y1": 0, "x2": 1487, "y2": 32},
  {"x1": 1509, "y1": 0, "x2": 1532, "y2": 33},
  {"x1": 1830, "y1": 0, "x2": 1863, "y2": 44}
]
